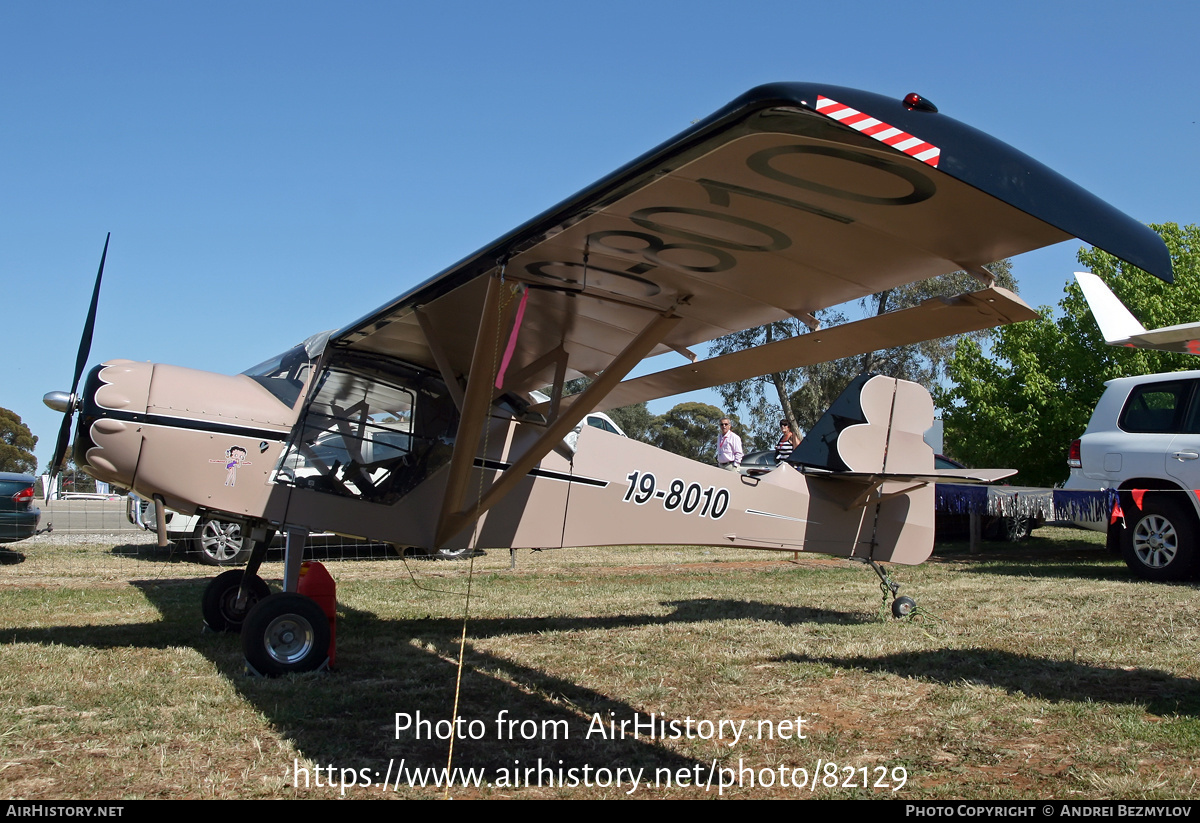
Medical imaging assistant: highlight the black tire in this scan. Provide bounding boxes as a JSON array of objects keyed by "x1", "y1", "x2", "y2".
[
  {"x1": 1106, "y1": 521, "x2": 1123, "y2": 555},
  {"x1": 1002, "y1": 517, "x2": 1033, "y2": 542},
  {"x1": 891, "y1": 596, "x2": 917, "y2": 619},
  {"x1": 193, "y1": 518, "x2": 252, "y2": 566},
  {"x1": 242, "y1": 593, "x2": 330, "y2": 676},
  {"x1": 434, "y1": 547, "x2": 482, "y2": 560},
  {"x1": 1121, "y1": 496, "x2": 1199, "y2": 582},
  {"x1": 202, "y1": 569, "x2": 271, "y2": 633}
]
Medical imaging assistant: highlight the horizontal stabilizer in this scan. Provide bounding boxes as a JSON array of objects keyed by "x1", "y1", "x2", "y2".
[
  {"x1": 545, "y1": 287, "x2": 1035, "y2": 413},
  {"x1": 932, "y1": 467, "x2": 1016, "y2": 483},
  {"x1": 1076, "y1": 272, "x2": 1200, "y2": 354},
  {"x1": 812, "y1": 466, "x2": 1017, "y2": 485}
]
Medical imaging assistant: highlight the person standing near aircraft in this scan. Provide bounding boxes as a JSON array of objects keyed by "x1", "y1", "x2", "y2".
[
  {"x1": 716, "y1": 418, "x2": 744, "y2": 471},
  {"x1": 775, "y1": 420, "x2": 801, "y2": 463}
]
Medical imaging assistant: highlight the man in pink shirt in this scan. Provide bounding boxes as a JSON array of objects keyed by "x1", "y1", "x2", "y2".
[{"x1": 716, "y1": 418, "x2": 743, "y2": 471}]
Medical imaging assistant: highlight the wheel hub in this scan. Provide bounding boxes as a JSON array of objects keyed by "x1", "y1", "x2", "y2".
[
  {"x1": 1133, "y1": 515, "x2": 1178, "y2": 569},
  {"x1": 200, "y1": 520, "x2": 244, "y2": 563},
  {"x1": 263, "y1": 615, "x2": 315, "y2": 664}
]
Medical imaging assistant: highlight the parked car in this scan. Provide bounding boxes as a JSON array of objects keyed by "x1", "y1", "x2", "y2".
[
  {"x1": 127, "y1": 496, "x2": 260, "y2": 565},
  {"x1": 0, "y1": 472, "x2": 41, "y2": 544},
  {"x1": 127, "y1": 495, "x2": 407, "y2": 565},
  {"x1": 1066, "y1": 369, "x2": 1200, "y2": 581},
  {"x1": 564, "y1": 411, "x2": 626, "y2": 451},
  {"x1": 737, "y1": 450, "x2": 780, "y2": 477},
  {"x1": 933, "y1": 455, "x2": 1041, "y2": 542}
]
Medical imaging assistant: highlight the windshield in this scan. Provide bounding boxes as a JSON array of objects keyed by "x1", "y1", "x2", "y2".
[
  {"x1": 242, "y1": 344, "x2": 314, "y2": 408},
  {"x1": 275, "y1": 352, "x2": 458, "y2": 505}
]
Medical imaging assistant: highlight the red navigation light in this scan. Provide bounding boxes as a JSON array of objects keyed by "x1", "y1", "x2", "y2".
[{"x1": 902, "y1": 92, "x2": 938, "y2": 113}]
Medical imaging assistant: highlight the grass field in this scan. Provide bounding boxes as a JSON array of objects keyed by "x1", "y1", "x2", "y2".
[{"x1": 1, "y1": 527, "x2": 1198, "y2": 799}]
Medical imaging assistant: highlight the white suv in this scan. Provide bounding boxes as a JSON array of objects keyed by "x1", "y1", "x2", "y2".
[{"x1": 1067, "y1": 369, "x2": 1200, "y2": 581}]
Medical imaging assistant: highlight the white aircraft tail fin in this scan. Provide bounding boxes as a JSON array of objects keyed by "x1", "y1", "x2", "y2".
[
  {"x1": 1075, "y1": 271, "x2": 1147, "y2": 344},
  {"x1": 1075, "y1": 271, "x2": 1200, "y2": 354}
]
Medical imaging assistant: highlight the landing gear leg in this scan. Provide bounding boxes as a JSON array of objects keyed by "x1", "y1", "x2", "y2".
[
  {"x1": 243, "y1": 523, "x2": 272, "y2": 581},
  {"x1": 281, "y1": 527, "x2": 308, "y2": 593},
  {"x1": 866, "y1": 559, "x2": 917, "y2": 619},
  {"x1": 241, "y1": 526, "x2": 330, "y2": 676}
]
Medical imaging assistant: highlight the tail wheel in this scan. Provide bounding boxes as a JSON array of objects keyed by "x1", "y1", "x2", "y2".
[
  {"x1": 202, "y1": 569, "x2": 270, "y2": 633},
  {"x1": 242, "y1": 593, "x2": 330, "y2": 676}
]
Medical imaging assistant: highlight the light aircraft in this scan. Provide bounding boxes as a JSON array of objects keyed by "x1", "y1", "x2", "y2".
[
  {"x1": 44, "y1": 83, "x2": 1173, "y2": 675},
  {"x1": 1076, "y1": 272, "x2": 1198, "y2": 354}
]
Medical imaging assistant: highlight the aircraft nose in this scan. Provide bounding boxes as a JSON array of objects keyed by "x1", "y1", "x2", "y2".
[{"x1": 73, "y1": 360, "x2": 153, "y2": 489}]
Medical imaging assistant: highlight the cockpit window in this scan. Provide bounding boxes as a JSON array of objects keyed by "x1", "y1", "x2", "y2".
[
  {"x1": 275, "y1": 352, "x2": 458, "y2": 505},
  {"x1": 242, "y1": 344, "x2": 313, "y2": 408}
]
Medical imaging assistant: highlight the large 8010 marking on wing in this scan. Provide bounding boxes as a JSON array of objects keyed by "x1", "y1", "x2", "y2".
[{"x1": 45, "y1": 83, "x2": 1173, "y2": 675}]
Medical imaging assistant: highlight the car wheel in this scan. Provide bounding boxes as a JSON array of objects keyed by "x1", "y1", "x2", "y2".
[
  {"x1": 242, "y1": 593, "x2": 330, "y2": 676},
  {"x1": 1002, "y1": 517, "x2": 1033, "y2": 542},
  {"x1": 193, "y1": 518, "x2": 252, "y2": 566},
  {"x1": 1121, "y1": 497, "x2": 1199, "y2": 582},
  {"x1": 202, "y1": 569, "x2": 271, "y2": 633},
  {"x1": 435, "y1": 548, "x2": 476, "y2": 560}
]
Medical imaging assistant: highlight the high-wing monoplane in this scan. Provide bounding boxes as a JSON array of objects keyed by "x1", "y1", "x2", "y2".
[{"x1": 45, "y1": 83, "x2": 1173, "y2": 674}]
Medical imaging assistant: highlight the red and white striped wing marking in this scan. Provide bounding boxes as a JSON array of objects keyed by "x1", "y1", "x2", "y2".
[{"x1": 815, "y1": 96, "x2": 941, "y2": 167}]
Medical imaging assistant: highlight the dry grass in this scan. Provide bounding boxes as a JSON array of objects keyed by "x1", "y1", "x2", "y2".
[{"x1": 1, "y1": 527, "x2": 1199, "y2": 799}]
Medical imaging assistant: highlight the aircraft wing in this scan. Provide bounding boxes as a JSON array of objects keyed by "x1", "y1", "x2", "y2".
[
  {"x1": 1076, "y1": 271, "x2": 1200, "y2": 354},
  {"x1": 330, "y1": 83, "x2": 1171, "y2": 408}
]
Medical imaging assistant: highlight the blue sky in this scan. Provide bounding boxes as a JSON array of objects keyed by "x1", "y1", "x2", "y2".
[{"x1": 4, "y1": 1, "x2": 1198, "y2": 466}]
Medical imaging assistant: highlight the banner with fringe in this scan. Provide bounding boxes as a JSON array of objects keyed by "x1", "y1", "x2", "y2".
[{"x1": 935, "y1": 486, "x2": 1118, "y2": 523}]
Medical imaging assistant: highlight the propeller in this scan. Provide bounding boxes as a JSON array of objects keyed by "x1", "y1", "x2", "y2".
[{"x1": 43, "y1": 233, "x2": 110, "y2": 482}]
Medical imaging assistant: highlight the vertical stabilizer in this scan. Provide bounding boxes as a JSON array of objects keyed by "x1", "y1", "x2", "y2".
[
  {"x1": 790, "y1": 374, "x2": 933, "y2": 475},
  {"x1": 1075, "y1": 271, "x2": 1147, "y2": 344}
]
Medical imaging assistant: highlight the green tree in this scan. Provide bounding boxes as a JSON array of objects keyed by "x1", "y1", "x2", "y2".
[
  {"x1": 713, "y1": 263, "x2": 1015, "y2": 441},
  {"x1": 938, "y1": 224, "x2": 1200, "y2": 487},
  {"x1": 0, "y1": 408, "x2": 38, "y2": 474},
  {"x1": 648, "y1": 402, "x2": 746, "y2": 462},
  {"x1": 606, "y1": 402, "x2": 657, "y2": 443}
]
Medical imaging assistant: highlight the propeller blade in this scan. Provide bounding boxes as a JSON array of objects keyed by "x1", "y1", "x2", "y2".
[
  {"x1": 48, "y1": 233, "x2": 110, "y2": 483},
  {"x1": 49, "y1": 411, "x2": 73, "y2": 482},
  {"x1": 71, "y1": 232, "x2": 110, "y2": 397}
]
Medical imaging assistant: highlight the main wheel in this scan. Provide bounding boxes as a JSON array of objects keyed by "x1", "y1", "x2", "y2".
[
  {"x1": 242, "y1": 593, "x2": 330, "y2": 676},
  {"x1": 202, "y1": 569, "x2": 271, "y2": 632},
  {"x1": 193, "y1": 518, "x2": 252, "y2": 566},
  {"x1": 1122, "y1": 496, "x2": 1199, "y2": 582}
]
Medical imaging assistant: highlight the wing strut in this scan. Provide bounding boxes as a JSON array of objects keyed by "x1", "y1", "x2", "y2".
[
  {"x1": 533, "y1": 287, "x2": 1035, "y2": 414},
  {"x1": 415, "y1": 307, "x2": 466, "y2": 412},
  {"x1": 438, "y1": 273, "x2": 520, "y2": 536},
  {"x1": 435, "y1": 308, "x2": 682, "y2": 547},
  {"x1": 492, "y1": 344, "x2": 569, "y2": 406}
]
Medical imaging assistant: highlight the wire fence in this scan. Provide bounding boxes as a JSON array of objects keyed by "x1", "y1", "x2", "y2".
[{"x1": 15, "y1": 496, "x2": 412, "y2": 566}]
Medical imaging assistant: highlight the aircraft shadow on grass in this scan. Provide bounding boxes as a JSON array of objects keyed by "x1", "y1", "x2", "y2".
[
  {"x1": 783, "y1": 648, "x2": 1200, "y2": 718},
  {"x1": 4, "y1": 581, "x2": 868, "y2": 777}
]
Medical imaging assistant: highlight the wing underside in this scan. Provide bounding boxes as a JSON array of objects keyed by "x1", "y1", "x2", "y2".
[{"x1": 332, "y1": 84, "x2": 1170, "y2": 407}]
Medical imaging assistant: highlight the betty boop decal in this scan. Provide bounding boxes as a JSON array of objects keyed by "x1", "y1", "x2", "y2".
[{"x1": 209, "y1": 445, "x2": 250, "y2": 487}]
